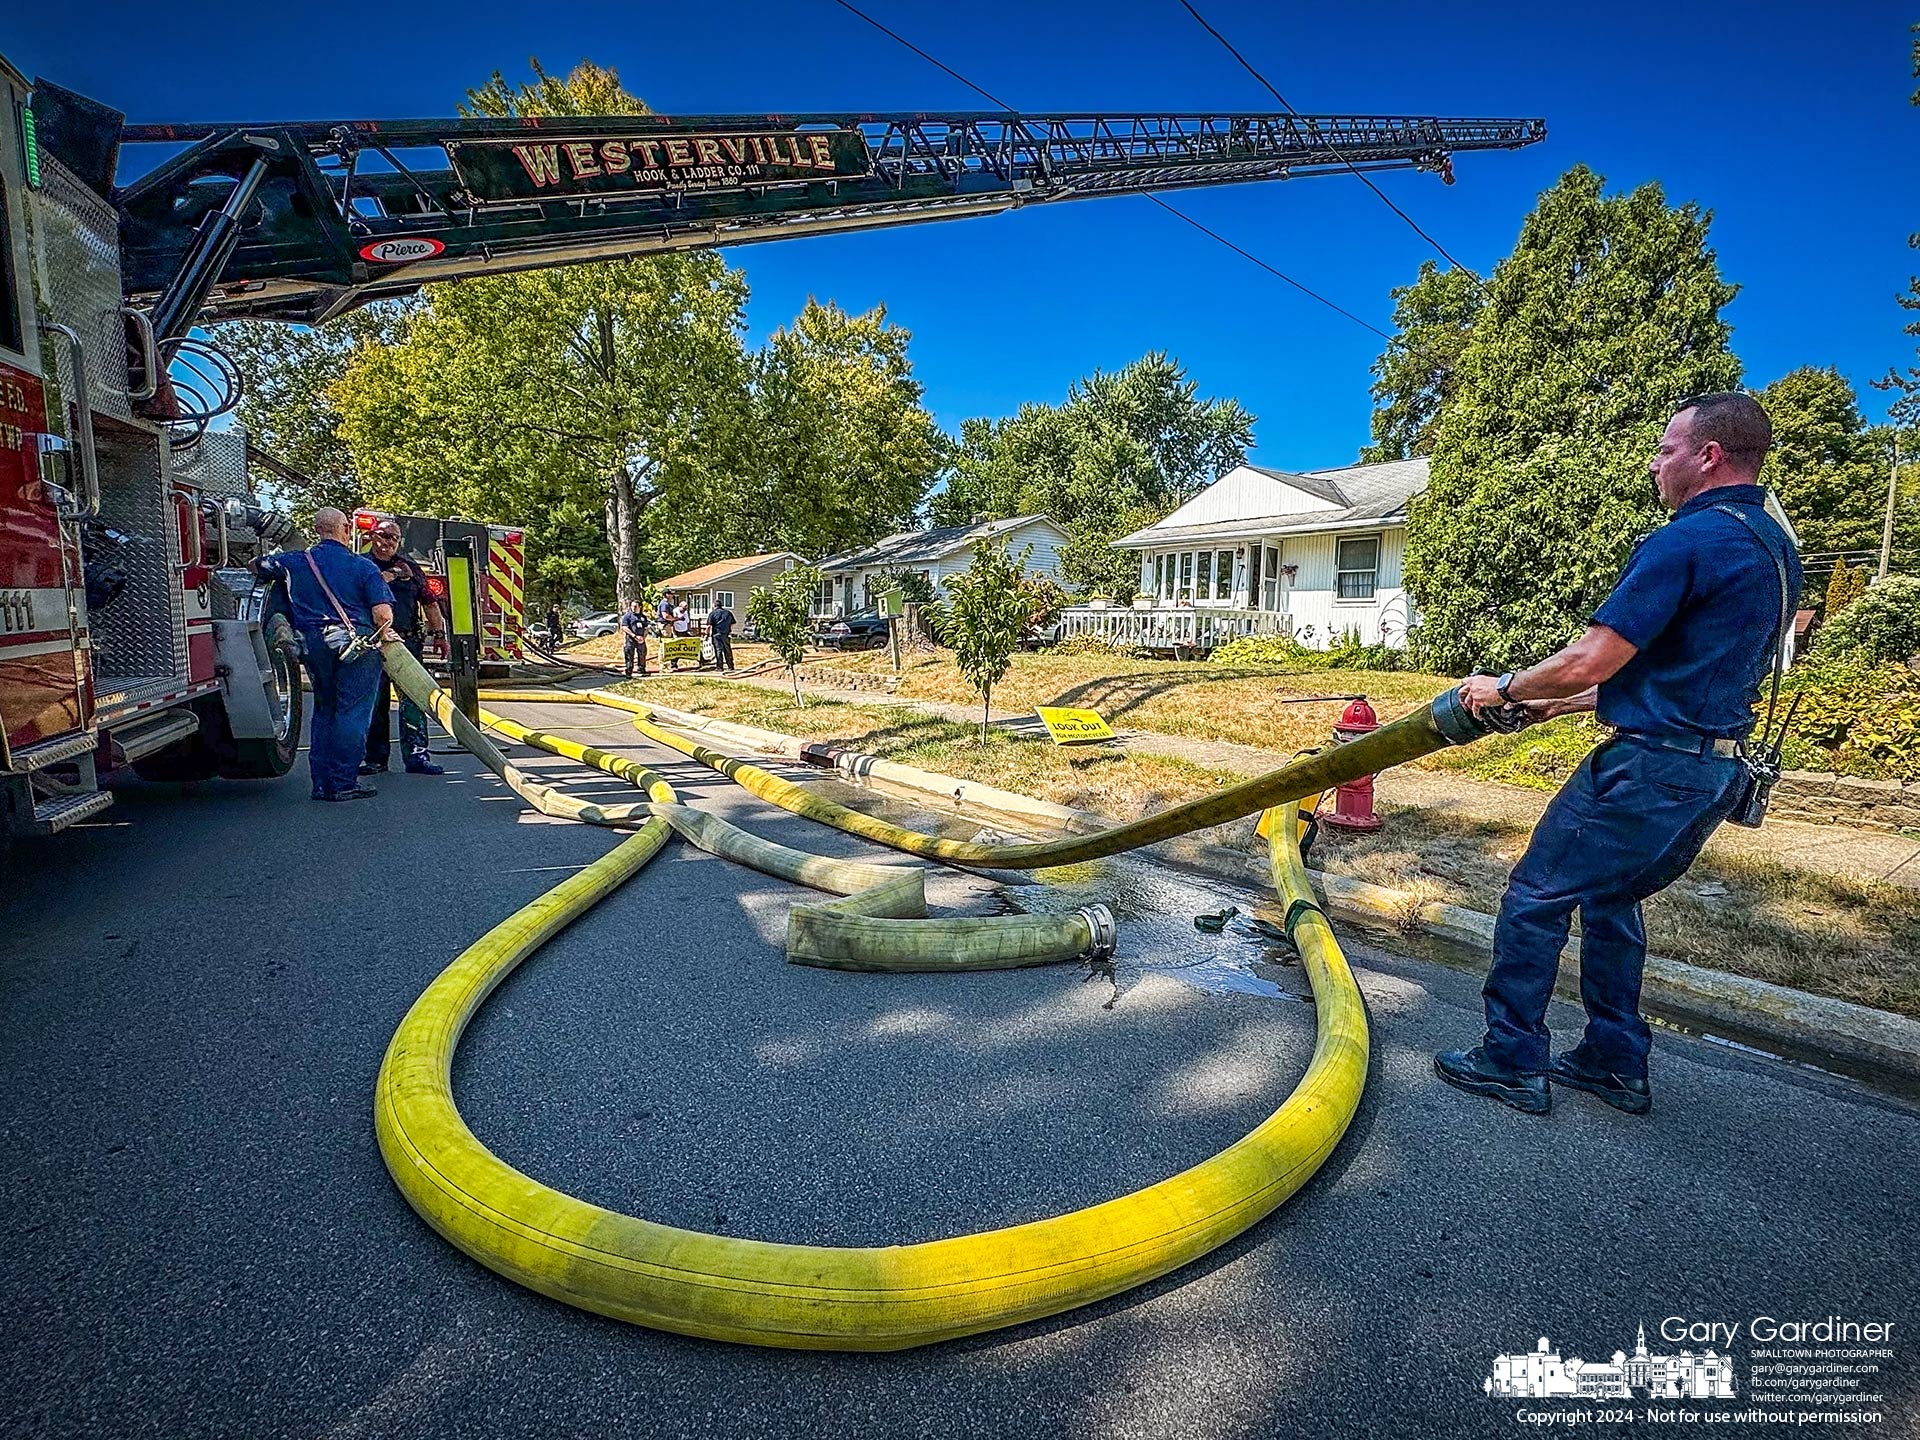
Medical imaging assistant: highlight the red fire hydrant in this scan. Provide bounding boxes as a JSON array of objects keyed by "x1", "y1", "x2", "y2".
[{"x1": 1321, "y1": 696, "x2": 1383, "y2": 832}]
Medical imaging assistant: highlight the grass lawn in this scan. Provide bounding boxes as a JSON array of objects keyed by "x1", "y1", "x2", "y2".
[
  {"x1": 610, "y1": 674, "x2": 1920, "y2": 1020},
  {"x1": 615, "y1": 677, "x2": 1243, "y2": 818},
  {"x1": 1313, "y1": 808, "x2": 1920, "y2": 1019},
  {"x1": 798, "y1": 646, "x2": 1604, "y2": 790}
]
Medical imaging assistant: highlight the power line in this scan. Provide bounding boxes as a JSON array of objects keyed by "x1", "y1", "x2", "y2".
[
  {"x1": 826, "y1": 0, "x2": 1389, "y2": 342},
  {"x1": 1143, "y1": 196, "x2": 1390, "y2": 339},
  {"x1": 1173, "y1": 0, "x2": 1488, "y2": 292},
  {"x1": 827, "y1": 0, "x2": 1018, "y2": 112}
]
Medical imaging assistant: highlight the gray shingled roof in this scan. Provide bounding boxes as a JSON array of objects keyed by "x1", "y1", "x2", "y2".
[
  {"x1": 820, "y1": 515, "x2": 1061, "y2": 572},
  {"x1": 1113, "y1": 457, "x2": 1428, "y2": 548}
]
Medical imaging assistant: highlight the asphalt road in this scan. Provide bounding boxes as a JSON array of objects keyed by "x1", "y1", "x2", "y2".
[{"x1": 2, "y1": 696, "x2": 1915, "y2": 1440}]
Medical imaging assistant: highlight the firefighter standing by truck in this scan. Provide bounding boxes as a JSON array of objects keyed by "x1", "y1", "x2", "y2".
[
  {"x1": 362, "y1": 519, "x2": 447, "y2": 777},
  {"x1": 254, "y1": 509, "x2": 395, "y2": 803}
]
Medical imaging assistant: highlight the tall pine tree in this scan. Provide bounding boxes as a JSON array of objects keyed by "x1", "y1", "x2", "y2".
[
  {"x1": 1758, "y1": 367, "x2": 1883, "y2": 555},
  {"x1": 1360, "y1": 261, "x2": 1484, "y2": 462},
  {"x1": 1402, "y1": 166, "x2": 1741, "y2": 672}
]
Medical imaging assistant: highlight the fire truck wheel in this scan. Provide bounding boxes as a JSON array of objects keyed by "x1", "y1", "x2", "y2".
[{"x1": 218, "y1": 619, "x2": 304, "y2": 780}]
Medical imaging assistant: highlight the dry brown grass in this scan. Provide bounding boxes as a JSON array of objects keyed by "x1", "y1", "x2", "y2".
[
  {"x1": 620, "y1": 678, "x2": 1236, "y2": 814},
  {"x1": 815, "y1": 649, "x2": 1452, "y2": 753},
  {"x1": 1313, "y1": 807, "x2": 1920, "y2": 1018}
]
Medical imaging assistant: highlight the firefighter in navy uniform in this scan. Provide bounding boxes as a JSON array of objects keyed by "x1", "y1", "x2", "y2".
[
  {"x1": 253, "y1": 508, "x2": 394, "y2": 802},
  {"x1": 1436, "y1": 393, "x2": 1801, "y2": 1117},
  {"x1": 362, "y1": 519, "x2": 448, "y2": 776}
]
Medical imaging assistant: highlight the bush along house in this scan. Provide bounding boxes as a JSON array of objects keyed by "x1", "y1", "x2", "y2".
[{"x1": 1070, "y1": 457, "x2": 1428, "y2": 655}]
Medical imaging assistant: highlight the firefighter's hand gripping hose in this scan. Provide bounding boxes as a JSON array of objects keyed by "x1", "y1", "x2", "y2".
[{"x1": 369, "y1": 643, "x2": 1504, "y2": 1348}]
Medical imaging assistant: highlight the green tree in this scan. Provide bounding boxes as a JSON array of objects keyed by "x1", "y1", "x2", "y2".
[
  {"x1": 211, "y1": 302, "x2": 413, "y2": 518},
  {"x1": 933, "y1": 353, "x2": 1253, "y2": 595},
  {"x1": 661, "y1": 300, "x2": 942, "y2": 570},
  {"x1": 1402, "y1": 165, "x2": 1742, "y2": 672},
  {"x1": 943, "y1": 540, "x2": 1034, "y2": 741},
  {"x1": 1759, "y1": 367, "x2": 1884, "y2": 555},
  {"x1": 1360, "y1": 261, "x2": 1484, "y2": 462},
  {"x1": 1872, "y1": 24, "x2": 1920, "y2": 430},
  {"x1": 746, "y1": 565, "x2": 820, "y2": 704},
  {"x1": 1825, "y1": 557, "x2": 1864, "y2": 618},
  {"x1": 1872, "y1": 428, "x2": 1920, "y2": 574},
  {"x1": 1815, "y1": 574, "x2": 1920, "y2": 664},
  {"x1": 330, "y1": 62, "x2": 751, "y2": 611},
  {"x1": 324, "y1": 61, "x2": 751, "y2": 610},
  {"x1": 332, "y1": 253, "x2": 748, "y2": 610}
]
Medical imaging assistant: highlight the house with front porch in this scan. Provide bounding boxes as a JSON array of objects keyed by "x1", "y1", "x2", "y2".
[{"x1": 1073, "y1": 457, "x2": 1427, "y2": 652}]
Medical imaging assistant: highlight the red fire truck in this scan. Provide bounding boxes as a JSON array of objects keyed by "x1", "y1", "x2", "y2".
[{"x1": 0, "y1": 57, "x2": 299, "y2": 841}]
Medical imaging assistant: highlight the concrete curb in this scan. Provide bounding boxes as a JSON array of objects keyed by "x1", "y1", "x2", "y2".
[{"x1": 621, "y1": 700, "x2": 1920, "y2": 1086}]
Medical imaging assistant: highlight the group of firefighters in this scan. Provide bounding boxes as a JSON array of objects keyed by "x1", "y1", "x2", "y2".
[
  {"x1": 540, "y1": 594, "x2": 739, "y2": 679},
  {"x1": 255, "y1": 509, "x2": 447, "y2": 801}
]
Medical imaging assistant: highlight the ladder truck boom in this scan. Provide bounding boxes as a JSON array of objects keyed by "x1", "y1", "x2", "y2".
[{"x1": 70, "y1": 94, "x2": 1545, "y2": 329}]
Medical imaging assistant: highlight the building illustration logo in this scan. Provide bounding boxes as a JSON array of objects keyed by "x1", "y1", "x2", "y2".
[{"x1": 1487, "y1": 1324, "x2": 1737, "y2": 1400}]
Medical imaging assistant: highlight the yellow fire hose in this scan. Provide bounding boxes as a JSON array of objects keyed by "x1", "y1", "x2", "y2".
[
  {"x1": 374, "y1": 783, "x2": 1361, "y2": 1350},
  {"x1": 500, "y1": 684, "x2": 1489, "y2": 872},
  {"x1": 385, "y1": 646, "x2": 1104, "y2": 968},
  {"x1": 369, "y1": 647, "x2": 1511, "y2": 1348}
]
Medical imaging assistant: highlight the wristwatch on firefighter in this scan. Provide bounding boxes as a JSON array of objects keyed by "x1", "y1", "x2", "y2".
[{"x1": 1496, "y1": 671, "x2": 1518, "y2": 703}]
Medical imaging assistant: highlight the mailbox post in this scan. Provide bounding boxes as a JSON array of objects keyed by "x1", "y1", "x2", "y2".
[{"x1": 878, "y1": 586, "x2": 905, "y2": 673}]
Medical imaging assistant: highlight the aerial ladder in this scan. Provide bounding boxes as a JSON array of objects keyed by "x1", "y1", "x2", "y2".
[{"x1": 29, "y1": 81, "x2": 1550, "y2": 335}]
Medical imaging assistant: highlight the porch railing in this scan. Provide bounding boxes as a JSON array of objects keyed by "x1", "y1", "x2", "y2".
[{"x1": 1058, "y1": 605, "x2": 1291, "y2": 652}]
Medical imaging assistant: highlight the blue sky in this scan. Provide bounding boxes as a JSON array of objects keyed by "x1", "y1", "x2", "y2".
[{"x1": 10, "y1": 2, "x2": 1917, "y2": 469}]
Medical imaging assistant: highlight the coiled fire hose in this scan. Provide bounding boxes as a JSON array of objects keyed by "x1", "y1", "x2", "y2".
[{"x1": 372, "y1": 642, "x2": 1494, "y2": 1349}]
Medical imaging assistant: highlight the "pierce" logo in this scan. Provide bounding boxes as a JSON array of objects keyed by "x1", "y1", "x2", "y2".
[{"x1": 358, "y1": 237, "x2": 447, "y2": 264}]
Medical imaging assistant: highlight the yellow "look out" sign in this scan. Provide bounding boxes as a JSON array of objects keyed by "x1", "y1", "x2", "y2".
[{"x1": 1034, "y1": 705, "x2": 1115, "y2": 746}]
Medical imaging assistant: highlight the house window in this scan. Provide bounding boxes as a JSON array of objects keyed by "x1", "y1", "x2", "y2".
[
  {"x1": 1215, "y1": 549, "x2": 1233, "y2": 601},
  {"x1": 1179, "y1": 552, "x2": 1193, "y2": 600},
  {"x1": 1153, "y1": 554, "x2": 1166, "y2": 599},
  {"x1": 817, "y1": 576, "x2": 835, "y2": 612},
  {"x1": 1336, "y1": 536, "x2": 1380, "y2": 601},
  {"x1": 1262, "y1": 545, "x2": 1280, "y2": 611},
  {"x1": 1195, "y1": 550, "x2": 1212, "y2": 599},
  {"x1": 715, "y1": 591, "x2": 733, "y2": 609}
]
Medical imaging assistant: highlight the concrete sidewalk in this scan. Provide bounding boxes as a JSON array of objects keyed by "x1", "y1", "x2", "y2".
[{"x1": 691, "y1": 666, "x2": 1920, "y2": 890}]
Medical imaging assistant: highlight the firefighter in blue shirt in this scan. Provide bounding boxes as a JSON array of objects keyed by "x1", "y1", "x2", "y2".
[
  {"x1": 1437, "y1": 393, "x2": 1801, "y2": 1117},
  {"x1": 254, "y1": 507, "x2": 395, "y2": 802}
]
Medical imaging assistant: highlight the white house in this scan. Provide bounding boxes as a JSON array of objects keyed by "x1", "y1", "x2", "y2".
[
  {"x1": 814, "y1": 514, "x2": 1069, "y2": 617},
  {"x1": 1083, "y1": 457, "x2": 1428, "y2": 651}
]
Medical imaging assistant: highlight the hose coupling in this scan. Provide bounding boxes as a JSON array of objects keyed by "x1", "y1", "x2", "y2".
[
  {"x1": 1075, "y1": 903, "x2": 1118, "y2": 961},
  {"x1": 1428, "y1": 685, "x2": 1487, "y2": 746}
]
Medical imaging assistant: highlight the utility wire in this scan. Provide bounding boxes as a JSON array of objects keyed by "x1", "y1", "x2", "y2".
[
  {"x1": 827, "y1": 0, "x2": 1388, "y2": 340},
  {"x1": 827, "y1": 0, "x2": 1018, "y2": 112},
  {"x1": 1173, "y1": 0, "x2": 1488, "y2": 292},
  {"x1": 1144, "y1": 196, "x2": 1390, "y2": 338}
]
